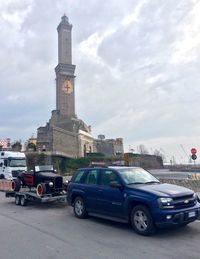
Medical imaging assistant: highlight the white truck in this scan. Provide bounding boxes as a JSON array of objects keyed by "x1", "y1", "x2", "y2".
[{"x1": 0, "y1": 151, "x2": 27, "y2": 180}]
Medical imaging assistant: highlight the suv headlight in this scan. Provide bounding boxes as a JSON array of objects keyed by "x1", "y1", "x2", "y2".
[
  {"x1": 158, "y1": 197, "x2": 174, "y2": 209},
  {"x1": 193, "y1": 193, "x2": 197, "y2": 200},
  {"x1": 193, "y1": 193, "x2": 198, "y2": 203}
]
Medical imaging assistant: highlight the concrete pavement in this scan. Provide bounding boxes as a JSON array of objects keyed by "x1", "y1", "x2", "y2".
[{"x1": 0, "y1": 192, "x2": 200, "y2": 259}]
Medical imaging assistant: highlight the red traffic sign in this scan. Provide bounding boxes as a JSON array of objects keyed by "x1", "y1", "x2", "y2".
[{"x1": 191, "y1": 148, "x2": 197, "y2": 155}]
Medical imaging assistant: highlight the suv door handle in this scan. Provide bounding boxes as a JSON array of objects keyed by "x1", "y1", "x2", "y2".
[{"x1": 98, "y1": 190, "x2": 103, "y2": 193}]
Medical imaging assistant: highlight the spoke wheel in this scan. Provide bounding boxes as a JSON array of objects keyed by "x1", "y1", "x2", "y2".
[
  {"x1": 36, "y1": 183, "x2": 46, "y2": 197},
  {"x1": 73, "y1": 197, "x2": 87, "y2": 218},
  {"x1": 131, "y1": 205, "x2": 155, "y2": 236}
]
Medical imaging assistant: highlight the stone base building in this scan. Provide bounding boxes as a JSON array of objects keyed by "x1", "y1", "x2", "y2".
[{"x1": 37, "y1": 111, "x2": 95, "y2": 157}]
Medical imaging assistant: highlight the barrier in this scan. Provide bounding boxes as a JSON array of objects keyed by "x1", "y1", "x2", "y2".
[{"x1": 0, "y1": 180, "x2": 13, "y2": 191}]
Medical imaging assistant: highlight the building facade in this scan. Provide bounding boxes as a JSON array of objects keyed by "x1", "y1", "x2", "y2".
[{"x1": 95, "y1": 136, "x2": 124, "y2": 156}]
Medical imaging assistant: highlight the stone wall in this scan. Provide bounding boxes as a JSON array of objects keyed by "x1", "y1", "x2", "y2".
[
  {"x1": 129, "y1": 154, "x2": 163, "y2": 169},
  {"x1": 52, "y1": 126, "x2": 78, "y2": 157}
]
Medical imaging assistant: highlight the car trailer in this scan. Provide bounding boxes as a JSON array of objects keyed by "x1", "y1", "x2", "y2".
[
  {"x1": 0, "y1": 179, "x2": 67, "y2": 206},
  {"x1": 5, "y1": 190, "x2": 67, "y2": 206}
]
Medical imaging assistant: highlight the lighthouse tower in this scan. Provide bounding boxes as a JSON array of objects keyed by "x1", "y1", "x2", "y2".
[
  {"x1": 55, "y1": 14, "x2": 76, "y2": 117},
  {"x1": 37, "y1": 15, "x2": 96, "y2": 157}
]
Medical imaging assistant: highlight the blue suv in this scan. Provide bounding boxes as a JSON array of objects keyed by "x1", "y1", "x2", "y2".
[{"x1": 67, "y1": 166, "x2": 200, "y2": 235}]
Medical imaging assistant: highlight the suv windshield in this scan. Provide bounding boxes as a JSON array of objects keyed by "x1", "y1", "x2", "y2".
[
  {"x1": 9, "y1": 158, "x2": 26, "y2": 167},
  {"x1": 117, "y1": 168, "x2": 159, "y2": 185}
]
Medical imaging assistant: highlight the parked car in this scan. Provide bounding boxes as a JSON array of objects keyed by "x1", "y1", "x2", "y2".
[
  {"x1": 16, "y1": 165, "x2": 64, "y2": 196},
  {"x1": 67, "y1": 166, "x2": 200, "y2": 235}
]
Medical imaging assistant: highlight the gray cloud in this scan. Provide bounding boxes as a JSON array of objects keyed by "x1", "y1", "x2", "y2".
[{"x1": 0, "y1": 0, "x2": 200, "y2": 163}]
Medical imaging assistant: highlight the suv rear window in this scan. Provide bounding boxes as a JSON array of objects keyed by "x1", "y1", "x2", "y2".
[
  {"x1": 73, "y1": 170, "x2": 85, "y2": 183},
  {"x1": 100, "y1": 170, "x2": 119, "y2": 186},
  {"x1": 85, "y1": 170, "x2": 98, "y2": 185}
]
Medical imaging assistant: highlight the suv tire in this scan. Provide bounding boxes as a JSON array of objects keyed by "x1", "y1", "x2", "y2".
[
  {"x1": 131, "y1": 205, "x2": 156, "y2": 236},
  {"x1": 73, "y1": 196, "x2": 87, "y2": 218}
]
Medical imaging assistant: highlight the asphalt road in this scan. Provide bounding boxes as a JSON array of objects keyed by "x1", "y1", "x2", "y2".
[{"x1": 0, "y1": 192, "x2": 200, "y2": 259}]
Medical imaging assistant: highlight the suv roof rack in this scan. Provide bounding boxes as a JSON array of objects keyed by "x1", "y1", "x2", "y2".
[
  {"x1": 89, "y1": 160, "x2": 126, "y2": 168},
  {"x1": 89, "y1": 162, "x2": 107, "y2": 168}
]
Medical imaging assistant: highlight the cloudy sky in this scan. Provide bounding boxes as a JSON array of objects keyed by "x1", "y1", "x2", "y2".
[{"x1": 1, "y1": 0, "x2": 200, "y2": 163}]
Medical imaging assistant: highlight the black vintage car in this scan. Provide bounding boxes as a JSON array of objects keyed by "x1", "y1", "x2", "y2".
[{"x1": 14, "y1": 165, "x2": 64, "y2": 196}]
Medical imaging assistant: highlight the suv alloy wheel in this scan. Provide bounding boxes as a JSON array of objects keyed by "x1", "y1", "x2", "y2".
[
  {"x1": 73, "y1": 196, "x2": 87, "y2": 218},
  {"x1": 131, "y1": 205, "x2": 155, "y2": 235}
]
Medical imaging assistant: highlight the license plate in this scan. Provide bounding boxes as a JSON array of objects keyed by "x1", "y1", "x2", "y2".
[{"x1": 188, "y1": 211, "x2": 196, "y2": 218}]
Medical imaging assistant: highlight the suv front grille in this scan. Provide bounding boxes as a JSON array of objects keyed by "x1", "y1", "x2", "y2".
[{"x1": 173, "y1": 195, "x2": 196, "y2": 209}]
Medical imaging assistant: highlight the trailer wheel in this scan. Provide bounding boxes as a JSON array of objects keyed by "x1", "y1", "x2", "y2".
[
  {"x1": 15, "y1": 195, "x2": 21, "y2": 205},
  {"x1": 20, "y1": 196, "x2": 27, "y2": 206},
  {"x1": 11, "y1": 179, "x2": 21, "y2": 192},
  {"x1": 36, "y1": 183, "x2": 46, "y2": 197}
]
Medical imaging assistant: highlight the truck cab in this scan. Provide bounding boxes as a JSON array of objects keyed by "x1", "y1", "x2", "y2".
[{"x1": 0, "y1": 151, "x2": 27, "y2": 179}]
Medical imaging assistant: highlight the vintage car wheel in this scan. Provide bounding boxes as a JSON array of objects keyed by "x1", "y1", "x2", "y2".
[
  {"x1": 15, "y1": 195, "x2": 21, "y2": 205},
  {"x1": 73, "y1": 196, "x2": 87, "y2": 218},
  {"x1": 36, "y1": 183, "x2": 46, "y2": 197},
  {"x1": 130, "y1": 205, "x2": 155, "y2": 236},
  {"x1": 11, "y1": 179, "x2": 21, "y2": 192}
]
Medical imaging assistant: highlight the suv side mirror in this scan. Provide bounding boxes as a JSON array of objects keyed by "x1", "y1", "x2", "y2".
[{"x1": 110, "y1": 181, "x2": 123, "y2": 189}]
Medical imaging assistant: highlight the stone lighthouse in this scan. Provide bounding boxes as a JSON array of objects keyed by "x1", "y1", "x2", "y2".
[
  {"x1": 37, "y1": 15, "x2": 96, "y2": 157},
  {"x1": 55, "y1": 14, "x2": 76, "y2": 117}
]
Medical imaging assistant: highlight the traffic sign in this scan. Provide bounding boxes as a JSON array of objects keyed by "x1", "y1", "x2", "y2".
[
  {"x1": 191, "y1": 154, "x2": 197, "y2": 160},
  {"x1": 191, "y1": 148, "x2": 197, "y2": 155}
]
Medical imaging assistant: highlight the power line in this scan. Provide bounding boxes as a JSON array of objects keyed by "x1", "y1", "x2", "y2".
[{"x1": 180, "y1": 144, "x2": 188, "y2": 159}]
